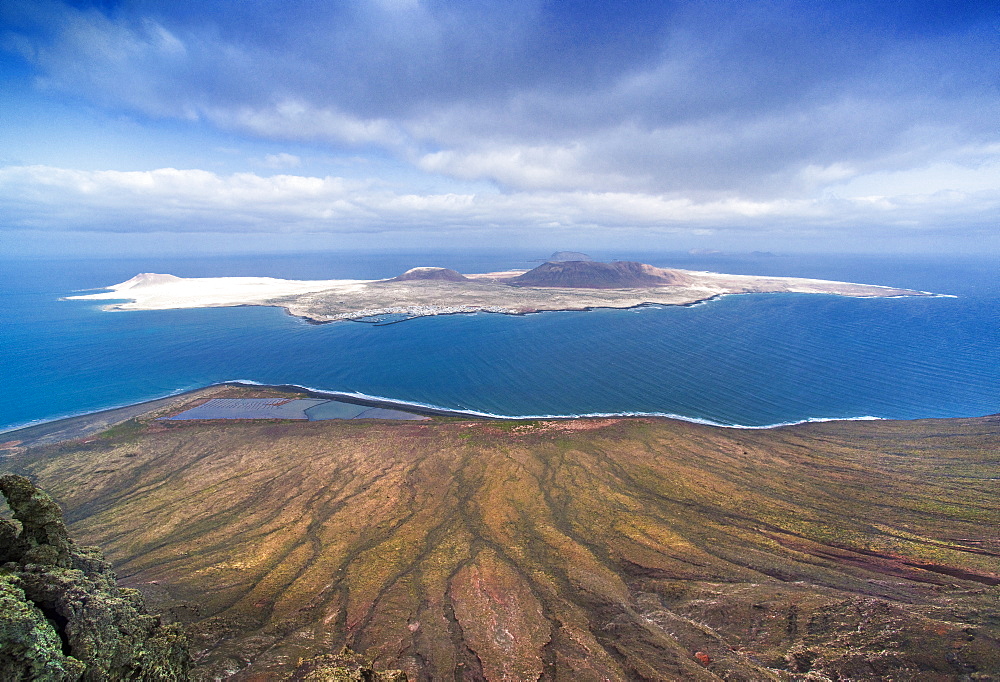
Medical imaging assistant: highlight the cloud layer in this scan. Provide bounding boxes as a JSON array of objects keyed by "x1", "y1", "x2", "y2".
[
  {"x1": 3, "y1": 164, "x2": 997, "y2": 239},
  {"x1": 2, "y1": 0, "x2": 998, "y2": 250}
]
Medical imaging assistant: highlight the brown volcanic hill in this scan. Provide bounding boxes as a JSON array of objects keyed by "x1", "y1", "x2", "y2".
[
  {"x1": 385, "y1": 267, "x2": 469, "y2": 283},
  {"x1": 3, "y1": 404, "x2": 998, "y2": 680},
  {"x1": 508, "y1": 260, "x2": 692, "y2": 288}
]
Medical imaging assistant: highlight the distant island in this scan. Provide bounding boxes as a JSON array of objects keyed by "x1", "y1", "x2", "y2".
[
  {"x1": 534, "y1": 250, "x2": 594, "y2": 262},
  {"x1": 70, "y1": 260, "x2": 933, "y2": 323}
]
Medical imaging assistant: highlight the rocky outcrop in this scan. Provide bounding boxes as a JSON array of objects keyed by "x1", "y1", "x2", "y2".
[
  {"x1": 507, "y1": 260, "x2": 692, "y2": 288},
  {"x1": 0, "y1": 474, "x2": 190, "y2": 680},
  {"x1": 286, "y1": 648, "x2": 407, "y2": 681}
]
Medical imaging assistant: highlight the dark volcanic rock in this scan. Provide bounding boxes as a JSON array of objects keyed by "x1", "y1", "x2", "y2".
[
  {"x1": 508, "y1": 260, "x2": 691, "y2": 288},
  {"x1": 385, "y1": 267, "x2": 468, "y2": 282},
  {"x1": 0, "y1": 474, "x2": 189, "y2": 680}
]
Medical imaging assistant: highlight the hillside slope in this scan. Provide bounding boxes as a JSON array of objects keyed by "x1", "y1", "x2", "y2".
[
  {"x1": 0, "y1": 474, "x2": 190, "y2": 679},
  {"x1": 3, "y1": 414, "x2": 998, "y2": 680},
  {"x1": 507, "y1": 260, "x2": 692, "y2": 288},
  {"x1": 385, "y1": 267, "x2": 470, "y2": 283}
]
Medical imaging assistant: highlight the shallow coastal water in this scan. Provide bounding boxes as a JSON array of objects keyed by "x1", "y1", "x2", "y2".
[{"x1": 1, "y1": 251, "x2": 998, "y2": 430}]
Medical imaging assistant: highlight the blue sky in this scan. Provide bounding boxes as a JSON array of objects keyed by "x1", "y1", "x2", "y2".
[{"x1": 1, "y1": 0, "x2": 998, "y2": 256}]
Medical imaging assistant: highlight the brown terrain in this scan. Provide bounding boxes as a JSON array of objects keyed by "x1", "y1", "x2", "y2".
[
  {"x1": 72, "y1": 260, "x2": 931, "y2": 323},
  {"x1": 1, "y1": 388, "x2": 997, "y2": 680},
  {"x1": 506, "y1": 261, "x2": 693, "y2": 288},
  {"x1": 385, "y1": 267, "x2": 471, "y2": 283},
  {"x1": 276, "y1": 261, "x2": 928, "y2": 322}
]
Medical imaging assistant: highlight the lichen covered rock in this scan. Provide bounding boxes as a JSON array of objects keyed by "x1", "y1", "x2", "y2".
[
  {"x1": 0, "y1": 574, "x2": 85, "y2": 680},
  {"x1": 286, "y1": 648, "x2": 407, "y2": 681},
  {"x1": 0, "y1": 474, "x2": 190, "y2": 680}
]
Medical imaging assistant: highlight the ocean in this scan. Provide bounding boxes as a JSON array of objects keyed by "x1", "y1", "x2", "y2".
[{"x1": 1, "y1": 250, "x2": 998, "y2": 431}]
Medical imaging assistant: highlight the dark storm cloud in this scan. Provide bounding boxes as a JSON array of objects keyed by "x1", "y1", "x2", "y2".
[
  {"x1": 5, "y1": 1, "x2": 996, "y2": 151},
  {"x1": 1, "y1": 0, "x2": 998, "y2": 244}
]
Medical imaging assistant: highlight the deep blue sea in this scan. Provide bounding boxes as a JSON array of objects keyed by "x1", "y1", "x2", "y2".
[{"x1": 1, "y1": 250, "x2": 998, "y2": 431}]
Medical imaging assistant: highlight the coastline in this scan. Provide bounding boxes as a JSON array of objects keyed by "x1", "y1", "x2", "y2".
[
  {"x1": 67, "y1": 268, "x2": 934, "y2": 324},
  {"x1": 10, "y1": 265, "x2": 954, "y2": 442},
  {"x1": 0, "y1": 387, "x2": 214, "y2": 447},
  {"x1": 6, "y1": 378, "x2": 976, "y2": 452},
  {"x1": 284, "y1": 288, "x2": 944, "y2": 326},
  {"x1": 0, "y1": 381, "x2": 481, "y2": 447}
]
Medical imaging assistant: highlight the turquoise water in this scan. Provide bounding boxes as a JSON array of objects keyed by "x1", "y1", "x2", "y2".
[{"x1": 1, "y1": 251, "x2": 998, "y2": 430}]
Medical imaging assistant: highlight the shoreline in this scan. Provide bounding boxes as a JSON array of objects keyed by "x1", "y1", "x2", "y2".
[
  {"x1": 4, "y1": 269, "x2": 955, "y2": 444},
  {"x1": 66, "y1": 268, "x2": 936, "y2": 324},
  {"x1": 5, "y1": 379, "x2": 990, "y2": 451},
  {"x1": 0, "y1": 382, "x2": 484, "y2": 447},
  {"x1": 286, "y1": 296, "x2": 734, "y2": 326},
  {"x1": 101, "y1": 287, "x2": 946, "y2": 328}
]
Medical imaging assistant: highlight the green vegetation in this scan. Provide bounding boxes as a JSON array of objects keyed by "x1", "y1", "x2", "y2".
[
  {"x1": 98, "y1": 417, "x2": 146, "y2": 443},
  {"x1": 0, "y1": 474, "x2": 190, "y2": 680},
  {"x1": 3, "y1": 413, "x2": 999, "y2": 679},
  {"x1": 288, "y1": 648, "x2": 407, "y2": 681}
]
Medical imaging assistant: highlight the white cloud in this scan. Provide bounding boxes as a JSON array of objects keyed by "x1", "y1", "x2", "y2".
[
  {"x1": 2, "y1": 165, "x2": 998, "y2": 241},
  {"x1": 14, "y1": 2, "x2": 198, "y2": 118},
  {"x1": 261, "y1": 153, "x2": 302, "y2": 169},
  {"x1": 0, "y1": 166, "x2": 367, "y2": 230},
  {"x1": 210, "y1": 101, "x2": 406, "y2": 148},
  {"x1": 799, "y1": 163, "x2": 857, "y2": 187},
  {"x1": 3, "y1": 0, "x2": 999, "y2": 250},
  {"x1": 416, "y1": 145, "x2": 625, "y2": 191},
  {"x1": 828, "y1": 160, "x2": 1000, "y2": 199},
  {"x1": 11, "y1": 0, "x2": 998, "y2": 199}
]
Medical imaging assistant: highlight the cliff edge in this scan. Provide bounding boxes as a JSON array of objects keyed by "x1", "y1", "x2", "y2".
[{"x1": 0, "y1": 474, "x2": 190, "y2": 680}]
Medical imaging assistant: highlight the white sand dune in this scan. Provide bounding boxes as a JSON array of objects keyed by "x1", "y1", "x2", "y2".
[{"x1": 68, "y1": 273, "x2": 371, "y2": 310}]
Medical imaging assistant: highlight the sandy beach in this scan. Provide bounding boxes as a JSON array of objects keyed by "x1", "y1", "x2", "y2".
[
  {"x1": 69, "y1": 267, "x2": 931, "y2": 322},
  {"x1": 68, "y1": 272, "x2": 369, "y2": 310}
]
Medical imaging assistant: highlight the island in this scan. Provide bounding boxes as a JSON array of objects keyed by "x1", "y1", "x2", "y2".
[{"x1": 68, "y1": 259, "x2": 932, "y2": 323}]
